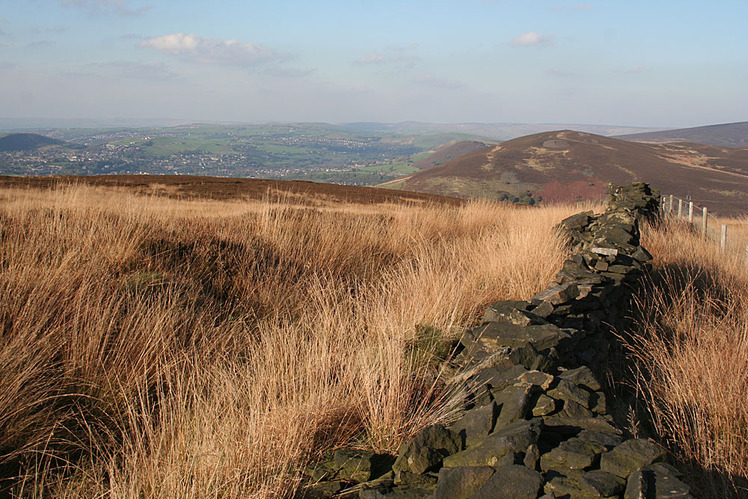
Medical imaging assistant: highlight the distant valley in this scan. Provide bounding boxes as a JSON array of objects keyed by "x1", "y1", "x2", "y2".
[{"x1": 2, "y1": 120, "x2": 747, "y2": 215}]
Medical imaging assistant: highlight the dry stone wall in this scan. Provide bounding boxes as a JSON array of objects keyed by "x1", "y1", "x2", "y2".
[{"x1": 302, "y1": 183, "x2": 694, "y2": 499}]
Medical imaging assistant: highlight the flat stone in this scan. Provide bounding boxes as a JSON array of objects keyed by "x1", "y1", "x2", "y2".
[
  {"x1": 531, "y1": 301, "x2": 555, "y2": 318},
  {"x1": 561, "y1": 212, "x2": 591, "y2": 231},
  {"x1": 469, "y1": 364, "x2": 528, "y2": 393},
  {"x1": 394, "y1": 471, "x2": 438, "y2": 487},
  {"x1": 587, "y1": 395, "x2": 604, "y2": 417},
  {"x1": 482, "y1": 300, "x2": 541, "y2": 325},
  {"x1": 392, "y1": 425, "x2": 461, "y2": 477},
  {"x1": 577, "y1": 430, "x2": 623, "y2": 451},
  {"x1": 540, "y1": 437, "x2": 606, "y2": 472},
  {"x1": 631, "y1": 245, "x2": 653, "y2": 262},
  {"x1": 333, "y1": 449, "x2": 374, "y2": 482},
  {"x1": 469, "y1": 322, "x2": 570, "y2": 353},
  {"x1": 547, "y1": 379, "x2": 592, "y2": 408},
  {"x1": 590, "y1": 246, "x2": 618, "y2": 256},
  {"x1": 442, "y1": 419, "x2": 542, "y2": 468},
  {"x1": 434, "y1": 466, "x2": 495, "y2": 499},
  {"x1": 600, "y1": 439, "x2": 667, "y2": 478},
  {"x1": 524, "y1": 443, "x2": 540, "y2": 470},
  {"x1": 531, "y1": 394, "x2": 557, "y2": 417},
  {"x1": 492, "y1": 383, "x2": 534, "y2": 431},
  {"x1": 581, "y1": 470, "x2": 626, "y2": 497},
  {"x1": 624, "y1": 463, "x2": 695, "y2": 499},
  {"x1": 544, "y1": 471, "x2": 600, "y2": 499},
  {"x1": 543, "y1": 415, "x2": 622, "y2": 436},
  {"x1": 558, "y1": 366, "x2": 602, "y2": 392},
  {"x1": 518, "y1": 370, "x2": 555, "y2": 390},
  {"x1": 559, "y1": 399, "x2": 594, "y2": 418},
  {"x1": 359, "y1": 487, "x2": 434, "y2": 498},
  {"x1": 532, "y1": 282, "x2": 580, "y2": 305},
  {"x1": 450, "y1": 402, "x2": 497, "y2": 448},
  {"x1": 301, "y1": 480, "x2": 346, "y2": 498},
  {"x1": 469, "y1": 464, "x2": 544, "y2": 499}
]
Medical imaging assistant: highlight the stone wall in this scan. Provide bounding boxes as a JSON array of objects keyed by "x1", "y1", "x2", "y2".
[{"x1": 303, "y1": 183, "x2": 694, "y2": 499}]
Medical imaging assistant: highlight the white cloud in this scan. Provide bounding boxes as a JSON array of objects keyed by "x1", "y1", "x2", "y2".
[
  {"x1": 574, "y1": 4, "x2": 593, "y2": 11},
  {"x1": 510, "y1": 32, "x2": 553, "y2": 47},
  {"x1": 140, "y1": 33, "x2": 287, "y2": 66},
  {"x1": 55, "y1": 0, "x2": 152, "y2": 16},
  {"x1": 354, "y1": 53, "x2": 386, "y2": 65}
]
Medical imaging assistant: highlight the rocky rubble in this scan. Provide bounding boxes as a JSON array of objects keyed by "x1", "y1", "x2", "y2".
[{"x1": 300, "y1": 183, "x2": 694, "y2": 498}]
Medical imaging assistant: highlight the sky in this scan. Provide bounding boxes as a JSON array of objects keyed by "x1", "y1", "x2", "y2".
[{"x1": 0, "y1": 0, "x2": 746, "y2": 128}]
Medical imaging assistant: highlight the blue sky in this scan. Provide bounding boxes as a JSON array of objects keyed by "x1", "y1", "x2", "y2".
[{"x1": 0, "y1": 0, "x2": 746, "y2": 127}]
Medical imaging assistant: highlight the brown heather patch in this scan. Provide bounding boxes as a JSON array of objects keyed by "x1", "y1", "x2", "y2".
[{"x1": 0, "y1": 182, "x2": 579, "y2": 497}]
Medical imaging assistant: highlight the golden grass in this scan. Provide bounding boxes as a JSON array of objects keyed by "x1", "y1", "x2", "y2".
[
  {"x1": 0, "y1": 184, "x2": 580, "y2": 497},
  {"x1": 630, "y1": 218, "x2": 748, "y2": 495}
]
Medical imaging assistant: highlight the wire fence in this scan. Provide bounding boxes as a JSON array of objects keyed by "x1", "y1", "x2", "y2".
[{"x1": 661, "y1": 193, "x2": 748, "y2": 268}]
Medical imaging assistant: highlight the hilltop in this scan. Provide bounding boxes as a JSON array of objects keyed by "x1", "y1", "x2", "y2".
[
  {"x1": 0, "y1": 133, "x2": 71, "y2": 152},
  {"x1": 616, "y1": 121, "x2": 748, "y2": 148},
  {"x1": 379, "y1": 130, "x2": 748, "y2": 215}
]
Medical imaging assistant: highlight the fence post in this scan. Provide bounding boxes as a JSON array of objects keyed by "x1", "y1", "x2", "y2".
[
  {"x1": 702, "y1": 207, "x2": 708, "y2": 238},
  {"x1": 721, "y1": 224, "x2": 727, "y2": 252},
  {"x1": 669, "y1": 194, "x2": 674, "y2": 215},
  {"x1": 688, "y1": 202, "x2": 694, "y2": 224},
  {"x1": 678, "y1": 198, "x2": 683, "y2": 218}
]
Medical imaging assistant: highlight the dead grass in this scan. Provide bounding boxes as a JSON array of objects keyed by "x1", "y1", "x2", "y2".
[
  {"x1": 0, "y1": 184, "x2": 578, "y2": 497},
  {"x1": 630, "y1": 218, "x2": 748, "y2": 496}
]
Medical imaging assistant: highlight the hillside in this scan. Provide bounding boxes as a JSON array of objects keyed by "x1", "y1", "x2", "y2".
[
  {"x1": 0, "y1": 132, "x2": 70, "y2": 152},
  {"x1": 379, "y1": 130, "x2": 748, "y2": 215},
  {"x1": 0, "y1": 174, "x2": 463, "y2": 205},
  {"x1": 616, "y1": 121, "x2": 748, "y2": 147},
  {"x1": 409, "y1": 140, "x2": 489, "y2": 171}
]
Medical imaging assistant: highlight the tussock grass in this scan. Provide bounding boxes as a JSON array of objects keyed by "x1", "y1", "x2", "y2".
[
  {"x1": 630, "y1": 218, "x2": 748, "y2": 496},
  {"x1": 0, "y1": 184, "x2": 577, "y2": 497}
]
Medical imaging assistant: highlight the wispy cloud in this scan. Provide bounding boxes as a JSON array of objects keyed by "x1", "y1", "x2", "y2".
[
  {"x1": 414, "y1": 73, "x2": 464, "y2": 89},
  {"x1": 614, "y1": 65, "x2": 646, "y2": 74},
  {"x1": 264, "y1": 66, "x2": 315, "y2": 79},
  {"x1": 55, "y1": 0, "x2": 152, "y2": 16},
  {"x1": 353, "y1": 45, "x2": 419, "y2": 69},
  {"x1": 574, "y1": 4, "x2": 593, "y2": 10},
  {"x1": 140, "y1": 33, "x2": 287, "y2": 66},
  {"x1": 26, "y1": 40, "x2": 55, "y2": 48},
  {"x1": 510, "y1": 32, "x2": 553, "y2": 47},
  {"x1": 354, "y1": 53, "x2": 385, "y2": 65}
]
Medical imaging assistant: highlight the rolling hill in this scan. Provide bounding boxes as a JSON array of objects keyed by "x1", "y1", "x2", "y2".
[
  {"x1": 0, "y1": 133, "x2": 72, "y2": 152},
  {"x1": 379, "y1": 130, "x2": 748, "y2": 215},
  {"x1": 616, "y1": 121, "x2": 748, "y2": 148},
  {"x1": 409, "y1": 140, "x2": 490, "y2": 171}
]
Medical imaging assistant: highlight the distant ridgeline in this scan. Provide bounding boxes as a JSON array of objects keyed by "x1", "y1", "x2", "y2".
[
  {"x1": 302, "y1": 183, "x2": 696, "y2": 498},
  {"x1": 0, "y1": 133, "x2": 72, "y2": 152}
]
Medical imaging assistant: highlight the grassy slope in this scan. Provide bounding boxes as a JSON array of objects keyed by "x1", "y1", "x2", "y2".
[
  {"x1": 0, "y1": 181, "x2": 579, "y2": 497},
  {"x1": 628, "y1": 217, "x2": 748, "y2": 496}
]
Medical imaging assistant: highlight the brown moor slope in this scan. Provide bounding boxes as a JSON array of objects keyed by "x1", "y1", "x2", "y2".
[
  {"x1": 0, "y1": 175, "x2": 463, "y2": 206},
  {"x1": 381, "y1": 130, "x2": 748, "y2": 216}
]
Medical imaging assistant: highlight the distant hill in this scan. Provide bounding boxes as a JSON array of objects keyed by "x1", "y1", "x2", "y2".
[
  {"x1": 379, "y1": 130, "x2": 748, "y2": 216},
  {"x1": 410, "y1": 140, "x2": 490, "y2": 171},
  {"x1": 616, "y1": 121, "x2": 748, "y2": 148},
  {"x1": 0, "y1": 133, "x2": 70, "y2": 152}
]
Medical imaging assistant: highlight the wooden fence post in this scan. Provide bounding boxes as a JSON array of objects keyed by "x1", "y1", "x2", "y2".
[
  {"x1": 721, "y1": 224, "x2": 727, "y2": 252},
  {"x1": 669, "y1": 194, "x2": 674, "y2": 215},
  {"x1": 688, "y1": 201, "x2": 694, "y2": 224},
  {"x1": 702, "y1": 207, "x2": 708, "y2": 238},
  {"x1": 678, "y1": 198, "x2": 683, "y2": 218}
]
